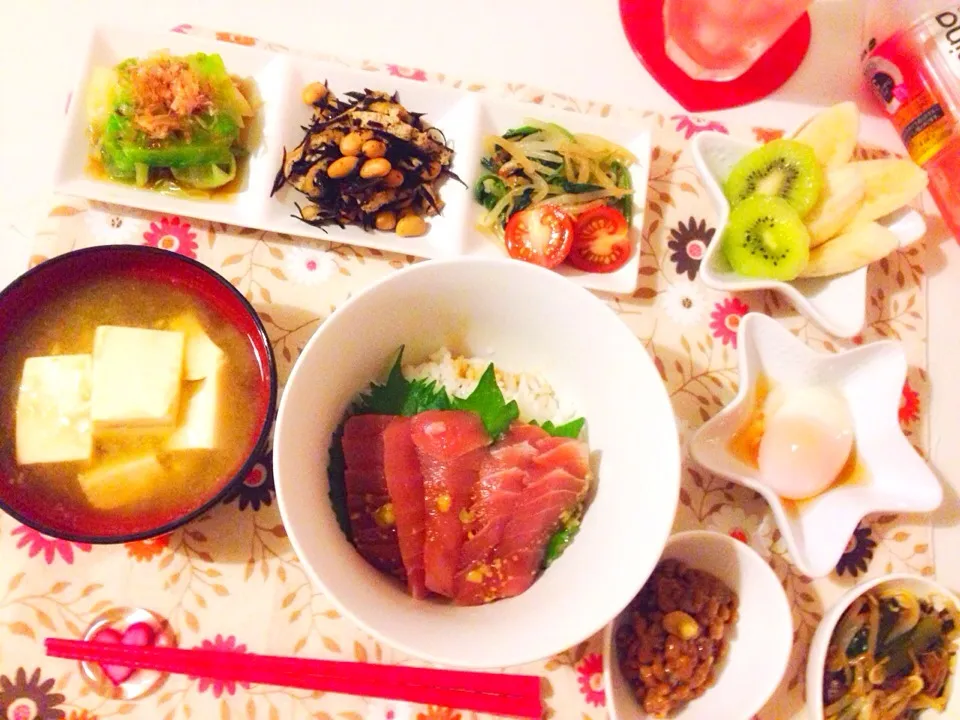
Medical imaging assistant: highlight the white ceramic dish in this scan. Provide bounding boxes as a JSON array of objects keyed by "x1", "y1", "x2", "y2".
[
  {"x1": 52, "y1": 26, "x2": 651, "y2": 294},
  {"x1": 603, "y1": 531, "x2": 792, "y2": 720},
  {"x1": 690, "y1": 131, "x2": 927, "y2": 338},
  {"x1": 466, "y1": 98, "x2": 651, "y2": 294},
  {"x1": 806, "y1": 573, "x2": 960, "y2": 719},
  {"x1": 272, "y1": 257, "x2": 681, "y2": 668},
  {"x1": 689, "y1": 313, "x2": 942, "y2": 578}
]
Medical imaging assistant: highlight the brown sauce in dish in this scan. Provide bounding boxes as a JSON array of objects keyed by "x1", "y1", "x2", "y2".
[
  {"x1": 85, "y1": 154, "x2": 248, "y2": 201},
  {"x1": 727, "y1": 374, "x2": 770, "y2": 469},
  {"x1": 782, "y1": 453, "x2": 869, "y2": 515},
  {"x1": 727, "y1": 374, "x2": 869, "y2": 506}
]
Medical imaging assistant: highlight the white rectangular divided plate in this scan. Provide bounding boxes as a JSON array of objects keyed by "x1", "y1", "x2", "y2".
[{"x1": 53, "y1": 27, "x2": 652, "y2": 293}]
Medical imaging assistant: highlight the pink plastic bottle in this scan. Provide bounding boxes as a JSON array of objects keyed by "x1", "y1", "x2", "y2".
[{"x1": 862, "y1": 0, "x2": 960, "y2": 241}]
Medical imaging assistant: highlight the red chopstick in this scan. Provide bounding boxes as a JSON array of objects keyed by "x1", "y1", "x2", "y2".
[{"x1": 45, "y1": 638, "x2": 543, "y2": 717}]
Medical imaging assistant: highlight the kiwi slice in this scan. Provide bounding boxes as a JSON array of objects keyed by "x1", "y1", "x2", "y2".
[
  {"x1": 724, "y1": 139, "x2": 823, "y2": 218},
  {"x1": 722, "y1": 195, "x2": 810, "y2": 281}
]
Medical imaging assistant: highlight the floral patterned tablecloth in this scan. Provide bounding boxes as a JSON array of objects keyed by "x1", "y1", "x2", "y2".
[{"x1": 0, "y1": 26, "x2": 934, "y2": 720}]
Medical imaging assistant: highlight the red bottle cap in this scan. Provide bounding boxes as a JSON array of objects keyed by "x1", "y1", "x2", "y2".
[{"x1": 619, "y1": 0, "x2": 812, "y2": 112}]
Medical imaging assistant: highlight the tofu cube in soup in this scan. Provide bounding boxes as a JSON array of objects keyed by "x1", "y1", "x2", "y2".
[
  {"x1": 15, "y1": 355, "x2": 94, "y2": 464},
  {"x1": 77, "y1": 452, "x2": 165, "y2": 510},
  {"x1": 91, "y1": 326, "x2": 185, "y2": 430},
  {"x1": 1, "y1": 267, "x2": 266, "y2": 536},
  {"x1": 167, "y1": 313, "x2": 225, "y2": 381},
  {"x1": 167, "y1": 363, "x2": 224, "y2": 451}
]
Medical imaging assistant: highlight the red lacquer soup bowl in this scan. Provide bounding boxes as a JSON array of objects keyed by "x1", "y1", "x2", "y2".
[{"x1": 0, "y1": 245, "x2": 277, "y2": 543}]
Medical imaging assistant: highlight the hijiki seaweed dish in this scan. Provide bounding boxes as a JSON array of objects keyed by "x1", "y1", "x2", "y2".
[
  {"x1": 272, "y1": 82, "x2": 461, "y2": 237},
  {"x1": 823, "y1": 586, "x2": 960, "y2": 719}
]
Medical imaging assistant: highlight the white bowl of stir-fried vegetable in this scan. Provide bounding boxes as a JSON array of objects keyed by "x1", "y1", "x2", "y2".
[{"x1": 807, "y1": 573, "x2": 960, "y2": 720}]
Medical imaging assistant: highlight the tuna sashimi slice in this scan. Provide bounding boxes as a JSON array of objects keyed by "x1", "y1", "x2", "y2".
[
  {"x1": 410, "y1": 410, "x2": 491, "y2": 598},
  {"x1": 532, "y1": 435, "x2": 592, "y2": 478},
  {"x1": 454, "y1": 423, "x2": 547, "y2": 605},
  {"x1": 453, "y1": 467, "x2": 526, "y2": 606},
  {"x1": 342, "y1": 414, "x2": 405, "y2": 580},
  {"x1": 484, "y1": 423, "x2": 549, "y2": 471},
  {"x1": 481, "y1": 434, "x2": 590, "y2": 602},
  {"x1": 382, "y1": 417, "x2": 428, "y2": 599}
]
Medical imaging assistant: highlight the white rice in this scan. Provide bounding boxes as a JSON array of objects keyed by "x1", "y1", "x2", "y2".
[{"x1": 402, "y1": 347, "x2": 576, "y2": 425}]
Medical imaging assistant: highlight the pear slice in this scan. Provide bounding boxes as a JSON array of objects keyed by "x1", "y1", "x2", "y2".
[
  {"x1": 792, "y1": 102, "x2": 860, "y2": 167},
  {"x1": 799, "y1": 222, "x2": 899, "y2": 278},
  {"x1": 844, "y1": 159, "x2": 929, "y2": 226},
  {"x1": 805, "y1": 164, "x2": 867, "y2": 247}
]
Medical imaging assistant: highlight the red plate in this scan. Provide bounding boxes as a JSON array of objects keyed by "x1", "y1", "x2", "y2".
[{"x1": 618, "y1": 0, "x2": 812, "y2": 113}]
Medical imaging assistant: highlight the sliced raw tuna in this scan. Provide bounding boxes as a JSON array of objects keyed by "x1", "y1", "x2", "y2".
[
  {"x1": 531, "y1": 435, "x2": 592, "y2": 478},
  {"x1": 382, "y1": 417, "x2": 428, "y2": 599},
  {"x1": 453, "y1": 424, "x2": 545, "y2": 605},
  {"x1": 494, "y1": 463, "x2": 588, "y2": 598},
  {"x1": 410, "y1": 410, "x2": 491, "y2": 598},
  {"x1": 486, "y1": 423, "x2": 548, "y2": 469},
  {"x1": 471, "y1": 429, "x2": 590, "y2": 603},
  {"x1": 342, "y1": 414, "x2": 405, "y2": 580}
]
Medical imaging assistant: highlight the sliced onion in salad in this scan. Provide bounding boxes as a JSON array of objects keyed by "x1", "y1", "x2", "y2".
[{"x1": 475, "y1": 118, "x2": 636, "y2": 239}]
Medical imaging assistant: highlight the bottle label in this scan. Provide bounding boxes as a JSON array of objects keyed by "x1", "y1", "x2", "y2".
[
  {"x1": 864, "y1": 23, "x2": 956, "y2": 166},
  {"x1": 927, "y1": 8, "x2": 960, "y2": 76}
]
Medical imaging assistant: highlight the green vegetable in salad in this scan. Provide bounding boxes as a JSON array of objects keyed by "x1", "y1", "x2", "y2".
[
  {"x1": 476, "y1": 118, "x2": 636, "y2": 237},
  {"x1": 474, "y1": 174, "x2": 508, "y2": 211},
  {"x1": 612, "y1": 160, "x2": 634, "y2": 225},
  {"x1": 170, "y1": 156, "x2": 238, "y2": 190},
  {"x1": 100, "y1": 114, "x2": 238, "y2": 180},
  {"x1": 502, "y1": 125, "x2": 540, "y2": 140},
  {"x1": 87, "y1": 51, "x2": 254, "y2": 191}
]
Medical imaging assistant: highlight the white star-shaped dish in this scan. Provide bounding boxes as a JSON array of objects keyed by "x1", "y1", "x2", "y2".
[
  {"x1": 689, "y1": 313, "x2": 942, "y2": 578},
  {"x1": 690, "y1": 131, "x2": 927, "y2": 338}
]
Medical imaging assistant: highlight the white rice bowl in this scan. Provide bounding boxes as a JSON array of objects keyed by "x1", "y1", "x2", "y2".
[
  {"x1": 402, "y1": 346, "x2": 577, "y2": 425},
  {"x1": 273, "y1": 257, "x2": 680, "y2": 668}
]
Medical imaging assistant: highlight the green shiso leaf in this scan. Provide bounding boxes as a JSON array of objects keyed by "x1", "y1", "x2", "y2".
[
  {"x1": 450, "y1": 364, "x2": 519, "y2": 438},
  {"x1": 354, "y1": 348, "x2": 455, "y2": 417},
  {"x1": 355, "y1": 347, "x2": 410, "y2": 415},
  {"x1": 401, "y1": 378, "x2": 452, "y2": 415},
  {"x1": 532, "y1": 417, "x2": 586, "y2": 439},
  {"x1": 355, "y1": 346, "x2": 522, "y2": 438},
  {"x1": 328, "y1": 419, "x2": 351, "y2": 540}
]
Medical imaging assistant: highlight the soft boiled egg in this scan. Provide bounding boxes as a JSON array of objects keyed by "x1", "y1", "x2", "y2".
[{"x1": 757, "y1": 386, "x2": 854, "y2": 500}]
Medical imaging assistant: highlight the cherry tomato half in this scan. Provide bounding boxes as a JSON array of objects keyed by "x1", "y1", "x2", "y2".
[
  {"x1": 504, "y1": 205, "x2": 574, "y2": 269},
  {"x1": 567, "y1": 205, "x2": 631, "y2": 274}
]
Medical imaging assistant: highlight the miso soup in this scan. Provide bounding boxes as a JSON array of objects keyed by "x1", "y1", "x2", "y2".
[{"x1": 0, "y1": 273, "x2": 269, "y2": 538}]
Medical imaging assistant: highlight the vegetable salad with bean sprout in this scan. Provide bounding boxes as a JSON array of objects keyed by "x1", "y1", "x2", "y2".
[{"x1": 475, "y1": 120, "x2": 637, "y2": 273}]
